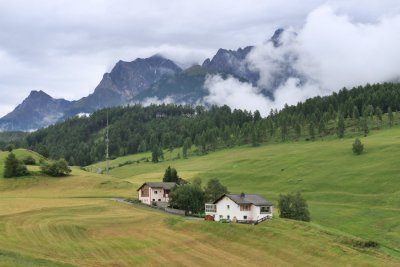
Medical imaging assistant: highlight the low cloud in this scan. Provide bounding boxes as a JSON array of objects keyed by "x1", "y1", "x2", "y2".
[
  {"x1": 140, "y1": 96, "x2": 175, "y2": 106},
  {"x1": 204, "y1": 75, "x2": 323, "y2": 116},
  {"x1": 204, "y1": 75, "x2": 271, "y2": 115},
  {"x1": 205, "y1": 5, "x2": 400, "y2": 115}
]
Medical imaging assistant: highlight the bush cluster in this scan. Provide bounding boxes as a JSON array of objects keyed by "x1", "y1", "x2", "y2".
[{"x1": 40, "y1": 159, "x2": 71, "y2": 177}]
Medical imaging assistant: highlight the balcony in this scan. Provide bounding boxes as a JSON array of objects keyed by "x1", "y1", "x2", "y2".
[{"x1": 205, "y1": 203, "x2": 216, "y2": 213}]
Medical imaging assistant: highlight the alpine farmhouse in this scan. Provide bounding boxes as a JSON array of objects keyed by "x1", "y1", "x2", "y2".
[
  {"x1": 205, "y1": 193, "x2": 273, "y2": 223},
  {"x1": 137, "y1": 182, "x2": 177, "y2": 206}
]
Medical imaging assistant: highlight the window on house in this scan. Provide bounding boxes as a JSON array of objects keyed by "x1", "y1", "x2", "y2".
[
  {"x1": 260, "y1": 206, "x2": 271, "y2": 213},
  {"x1": 219, "y1": 215, "x2": 223, "y2": 219},
  {"x1": 205, "y1": 204, "x2": 217, "y2": 212},
  {"x1": 154, "y1": 191, "x2": 158, "y2": 194},
  {"x1": 227, "y1": 205, "x2": 230, "y2": 209},
  {"x1": 152, "y1": 199, "x2": 155, "y2": 201},
  {"x1": 227, "y1": 215, "x2": 230, "y2": 220},
  {"x1": 243, "y1": 216, "x2": 247, "y2": 220},
  {"x1": 158, "y1": 199, "x2": 161, "y2": 201},
  {"x1": 240, "y1": 204, "x2": 251, "y2": 211}
]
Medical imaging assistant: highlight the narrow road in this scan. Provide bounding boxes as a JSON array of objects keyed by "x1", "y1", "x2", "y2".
[{"x1": 110, "y1": 198, "x2": 204, "y2": 220}]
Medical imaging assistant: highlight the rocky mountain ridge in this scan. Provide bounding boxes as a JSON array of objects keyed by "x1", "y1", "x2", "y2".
[{"x1": 0, "y1": 29, "x2": 287, "y2": 131}]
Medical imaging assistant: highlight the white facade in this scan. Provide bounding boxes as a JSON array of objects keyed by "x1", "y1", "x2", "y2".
[
  {"x1": 205, "y1": 196, "x2": 273, "y2": 222},
  {"x1": 138, "y1": 185, "x2": 172, "y2": 205}
]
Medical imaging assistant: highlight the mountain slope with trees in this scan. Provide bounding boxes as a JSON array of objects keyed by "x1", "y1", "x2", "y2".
[
  {"x1": 0, "y1": 29, "x2": 286, "y2": 132},
  {"x1": 23, "y1": 82, "x2": 400, "y2": 166}
]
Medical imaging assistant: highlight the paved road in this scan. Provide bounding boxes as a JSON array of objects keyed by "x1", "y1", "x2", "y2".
[{"x1": 110, "y1": 198, "x2": 203, "y2": 220}]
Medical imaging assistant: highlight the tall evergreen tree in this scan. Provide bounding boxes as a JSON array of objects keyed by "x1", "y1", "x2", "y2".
[
  {"x1": 362, "y1": 117, "x2": 369, "y2": 136},
  {"x1": 388, "y1": 107, "x2": 394, "y2": 127},
  {"x1": 308, "y1": 123, "x2": 315, "y2": 141},
  {"x1": 204, "y1": 178, "x2": 228, "y2": 202},
  {"x1": 182, "y1": 142, "x2": 188, "y2": 159},
  {"x1": 151, "y1": 145, "x2": 160, "y2": 163},
  {"x1": 4, "y1": 153, "x2": 28, "y2": 178},
  {"x1": 375, "y1": 107, "x2": 383, "y2": 128},
  {"x1": 163, "y1": 166, "x2": 179, "y2": 183},
  {"x1": 295, "y1": 123, "x2": 301, "y2": 140},
  {"x1": 337, "y1": 114, "x2": 345, "y2": 138},
  {"x1": 352, "y1": 106, "x2": 360, "y2": 131}
]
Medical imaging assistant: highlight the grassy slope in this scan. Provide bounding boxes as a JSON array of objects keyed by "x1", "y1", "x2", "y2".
[
  {"x1": 0, "y1": 127, "x2": 399, "y2": 265},
  {"x1": 0, "y1": 198, "x2": 397, "y2": 266},
  {"x1": 89, "y1": 126, "x2": 400, "y2": 255}
]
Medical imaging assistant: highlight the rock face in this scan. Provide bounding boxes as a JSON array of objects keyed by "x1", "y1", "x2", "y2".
[
  {"x1": 0, "y1": 29, "x2": 296, "y2": 132},
  {"x1": 74, "y1": 55, "x2": 182, "y2": 112},
  {"x1": 202, "y1": 46, "x2": 259, "y2": 85},
  {"x1": 0, "y1": 90, "x2": 72, "y2": 131}
]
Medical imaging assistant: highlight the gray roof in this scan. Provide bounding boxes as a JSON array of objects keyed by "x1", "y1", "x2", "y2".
[
  {"x1": 215, "y1": 193, "x2": 273, "y2": 206},
  {"x1": 137, "y1": 182, "x2": 177, "y2": 191}
]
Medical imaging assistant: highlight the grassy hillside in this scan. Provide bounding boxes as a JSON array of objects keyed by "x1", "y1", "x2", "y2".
[
  {"x1": 0, "y1": 197, "x2": 398, "y2": 266},
  {"x1": 0, "y1": 149, "x2": 134, "y2": 198},
  {"x1": 0, "y1": 126, "x2": 399, "y2": 265},
  {"x1": 89, "y1": 126, "x2": 400, "y2": 255}
]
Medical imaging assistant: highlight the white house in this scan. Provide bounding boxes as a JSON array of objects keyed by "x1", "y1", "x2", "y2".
[
  {"x1": 137, "y1": 182, "x2": 177, "y2": 205},
  {"x1": 205, "y1": 193, "x2": 273, "y2": 223}
]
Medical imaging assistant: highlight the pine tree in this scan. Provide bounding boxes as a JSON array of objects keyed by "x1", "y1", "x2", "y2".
[
  {"x1": 163, "y1": 166, "x2": 172, "y2": 181},
  {"x1": 308, "y1": 123, "x2": 315, "y2": 141},
  {"x1": 4, "y1": 153, "x2": 28, "y2": 178},
  {"x1": 362, "y1": 118, "x2": 369, "y2": 137},
  {"x1": 352, "y1": 138, "x2": 364, "y2": 155},
  {"x1": 163, "y1": 166, "x2": 179, "y2": 183},
  {"x1": 318, "y1": 119, "x2": 326, "y2": 136},
  {"x1": 375, "y1": 107, "x2": 383, "y2": 128},
  {"x1": 295, "y1": 123, "x2": 301, "y2": 140},
  {"x1": 353, "y1": 106, "x2": 360, "y2": 131},
  {"x1": 337, "y1": 114, "x2": 345, "y2": 138},
  {"x1": 182, "y1": 142, "x2": 188, "y2": 158},
  {"x1": 151, "y1": 145, "x2": 160, "y2": 163},
  {"x1": 388, "y1": 107, "x2": 394, "y2": 127}
]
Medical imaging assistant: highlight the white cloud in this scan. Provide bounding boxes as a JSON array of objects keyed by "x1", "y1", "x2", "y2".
[
  {"x1": 203, "y1": 75, "x2": 325, "y2": 116},
  {"x1": 295, "y1": 5, "x2": 400, "y2": 90},
  {"x1": 140, "y1": 96, "x2": 175, "y2": 106},
  {"x1": 225, "y1": 4, "x2": 400, "y2": 116},
  {"x1": 204, "y1": 75, "x2": 272, "y2": 115},
  {"x1": 1, "y1": 1, "x2": 400, "y2": 117}
]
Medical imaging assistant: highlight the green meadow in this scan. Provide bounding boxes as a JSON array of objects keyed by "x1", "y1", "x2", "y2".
[
  {"x1": 0, "y1": 126, "x2": 399, "y2": 266},
  {"x1": 90, "y1": 126, "x2": 400, "y2": 256}
]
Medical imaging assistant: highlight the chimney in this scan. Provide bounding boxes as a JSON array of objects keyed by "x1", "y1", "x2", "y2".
[{"x1": 240, "y1": 192, "x2": 245, "y2": 198}]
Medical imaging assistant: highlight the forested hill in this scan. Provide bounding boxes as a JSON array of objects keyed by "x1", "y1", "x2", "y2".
[{"x1": 25, "y1": 82, "x2": 400, "y2": 166}]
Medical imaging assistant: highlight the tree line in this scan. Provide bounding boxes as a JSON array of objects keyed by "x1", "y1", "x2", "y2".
[{"x1": 18, "y1": 82, "x2": 400, "y2": 166}]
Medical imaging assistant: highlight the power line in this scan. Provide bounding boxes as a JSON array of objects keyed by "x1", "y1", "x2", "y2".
[{"x1": 106, "y1": 110, "x2": 109, "y2": 175}]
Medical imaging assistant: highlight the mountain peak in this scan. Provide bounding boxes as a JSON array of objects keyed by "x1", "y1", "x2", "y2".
[
  {"x1": 28, "y1": 90, "x2": 51, "y2": 99},
  {"x1": 270, "y1": 28, "x2": 285, "y2": 47}
]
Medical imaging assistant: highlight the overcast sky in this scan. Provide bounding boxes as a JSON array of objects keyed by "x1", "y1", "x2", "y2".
[{"x1": 1, "y1": 0, "x2": 400, "y2": 117}]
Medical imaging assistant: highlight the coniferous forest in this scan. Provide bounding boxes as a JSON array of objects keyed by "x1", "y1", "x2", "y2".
[{"x1": 20, "y1": 82, "x2": 400, "y2": 166}]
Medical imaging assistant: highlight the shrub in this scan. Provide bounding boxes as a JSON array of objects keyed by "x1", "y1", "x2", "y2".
[
  {"x1": 4, "y1": 144, "x2": 15, "y2": 152},
  {"x1": 169, "y1": 184, "x2": 205, "y2": 215},
  {"x1": 352, "y1": 240, "x2": 379, "y2": 248},
  {"x1": 23, "y1": 156, "x2": 36, "y2": 165},
  {"x1": 3, "y1": 153, "x2": 28, "y2": 178},
  {"x1": 352, "y1": 138, "x2": 364, "y2": 155},
  {"x1": 40, "y1": 159, "x2": 71, "y2": 177},
  {"x1": 278, "y1": 192, "x2": 310, "y2": 222}
]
